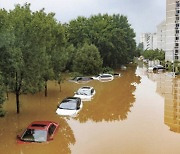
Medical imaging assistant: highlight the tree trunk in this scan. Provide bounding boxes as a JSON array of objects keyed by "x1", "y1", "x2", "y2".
[
  {"x1": 15, "y1": 72, "x2": 21, "y2": 114},
  {"x1": 58, "y1": 83, "x2": 61, "y2": 92},
  {"x1": 6, "y1": 92, "x2": 8, "y2": 100},
  {"x1": 16, "y1": 91, "x2": 20, "y2": 114},
  {"x1": 58, "y1": 80, "x2": 61, "y2": 92},
  {"x1": 45, "y1": 81, "x2": 47, "y2": 97}
]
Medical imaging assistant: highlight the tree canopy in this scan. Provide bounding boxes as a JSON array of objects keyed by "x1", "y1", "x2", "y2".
[
  {"x1": 72, "y1": 43, "x2": 103, "y2": 75},
  {"x1": 142, "y1": 49, "x2": 165, "y2": 61},
  {"x1": 0, "y1": 4, "x2": 66, "y2": 113},
  {"x1": 66, "y1": 14, "x2": 136, "y2": 68},
  {"x1": 0, "y1": 4, "x2": 138, "y2": 114}
]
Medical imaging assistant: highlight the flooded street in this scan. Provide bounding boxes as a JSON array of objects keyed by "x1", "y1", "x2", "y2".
[{"x1": 0, "y1": 64, "x2": 180, "y2": 154}]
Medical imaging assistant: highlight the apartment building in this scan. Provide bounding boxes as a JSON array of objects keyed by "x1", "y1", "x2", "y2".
[
  {"x1": 140, "y1": 33, "x2": 157, "y2": 50},
  {"x1": 166, "y1": 0, "x2": 180, "y2": 62},
  {"x1": 157, "y1": 20, "x2": 166, "y2": 51},
  {"x1": 140, "y1": 0, "x2": 180, "y2": 62}
]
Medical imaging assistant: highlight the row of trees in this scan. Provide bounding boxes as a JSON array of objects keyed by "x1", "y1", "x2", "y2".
[
  {"x1": 0, "y1": 4, "x2": 138, "y2": 114},
  {"x1": 142, "y1": 49, "x2": 165, "y2": 61},
  {"x1": 65, "y1": 14, "x2": 137, "y2": 68}
]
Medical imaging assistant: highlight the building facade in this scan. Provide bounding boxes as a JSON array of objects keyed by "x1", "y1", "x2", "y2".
[
  {"x1": 157, "y1": 20, "x2": 166, "y2": 51},
  {"x1": 166, "y1": 0, "x2": 180, "y2": 62},
  {"x1": 140, "y1": 33, "x2": 157, "y2": 50}
]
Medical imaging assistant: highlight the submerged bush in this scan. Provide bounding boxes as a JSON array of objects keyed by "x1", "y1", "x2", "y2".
[{"x1": 0, "y1": 109, "x2": 6, "y2": 117}]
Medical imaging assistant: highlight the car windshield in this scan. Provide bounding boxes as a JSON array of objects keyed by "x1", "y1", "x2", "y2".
[
  {"x1": 59, "y1": 102, "x2": 77, "y2": 110},
  {"x1": 101, "y1": 75, "x2": 112, "y2": 78},
  {"x1": 77, "y1": 90, "x2": 91, "y2": 96},
  {"x1": 21, "y1": 129, "x2": 47, "y2": 142}
]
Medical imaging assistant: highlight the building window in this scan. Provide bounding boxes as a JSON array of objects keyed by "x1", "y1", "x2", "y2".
[
  {"x1": 175, "y1": 43, "x2": 179, "y2": 47},
  {"x1": 176, "y1": 30, "x2": 179, "y2": 33},
  {"x1": 176, "y1": 1, "x2": 180, "y2": 7},
  {"x1": 176, "y1": 23, "x2": 179, "y2": 28},
  {"x1": 176, "y1": 16, "x2": 180, "y2": 20},
  {"x1": 175, "y1": 50, "x2": 179, "y2": 54},
  {"x1": 176, "y1": 10, "x2": 180, "y2": 14},
  {"x1": 175, "y1": 56, "x2": 179, "y2": 60},
  {"x1": 176, "y1": 37, "x2": 179, "y2": 40}
]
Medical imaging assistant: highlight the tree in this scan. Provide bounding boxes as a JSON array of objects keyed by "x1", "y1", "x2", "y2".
[
  {"x1": 0, "y1": 4, "x2": 68, "y2": 113},
  {"x1": 73, "y1": 43, "x2": 103, "y2": 75},
  {"x1": 0, "y1": 73, "x2": 5, "y2": 117},
  {"x1": 66, "y1": 14, "x2": 136, "y2": 68},
  {"x1": 142, "y1": 49, "x2": 165, "y2": 61}
]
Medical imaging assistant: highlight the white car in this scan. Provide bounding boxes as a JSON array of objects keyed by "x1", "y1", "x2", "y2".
[
  {"x1": 92, "y1": 74, "x2": 114, "y2": 81},
  {"x1": 74, "y1": 86, "x2": 96, "y2": 101},
  {"x1": 56, "y1": 97, "x2": 83, "y2": 117},
  {"x1": 148, "y1": 65, "x2": 165, "y2": 72}
]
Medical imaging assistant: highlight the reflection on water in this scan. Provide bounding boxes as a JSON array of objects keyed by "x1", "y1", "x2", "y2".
[
  {"x1": 148, "y1": 72, "x2": 180, "y2": 133},
  {"x1": 0, "y1": 65, "x2": 140, "y2": 154},
  {"x1": 0, "y1": 82, "x2": 76, "y2": 154},
  {"x1": 2, "y1": 64, "x2": 180, "y2": 154},
  {"x1": 76, "y1": 66, "x2": 141, "y2": 122}
]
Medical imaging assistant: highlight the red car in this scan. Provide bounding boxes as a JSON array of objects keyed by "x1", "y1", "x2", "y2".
[{"x1": 17, "y1": 121, "x2": 59, "y2": 144}]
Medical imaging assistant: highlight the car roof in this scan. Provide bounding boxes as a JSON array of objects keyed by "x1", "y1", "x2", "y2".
[
  {"x1": 101, "y1": 73, "x2": 112, "y2": 76},
  {"x1": 27, "y1": 121, "x2": 54, "y2": 130}
]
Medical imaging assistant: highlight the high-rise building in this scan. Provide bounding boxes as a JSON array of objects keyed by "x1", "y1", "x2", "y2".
[
  {"x1": 140, "y1": 33, "x2": 157, "y2": 50},
  {"x1": 166, "y1": 0, "x2": 180, "y2": 62},
  {"x1": 157, "y1": 20, "x2": 166, "y2": 51}
]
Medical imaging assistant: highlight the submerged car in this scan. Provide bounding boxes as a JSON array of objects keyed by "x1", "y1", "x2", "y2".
[
  {"x1": 17, "y1": 121, "x2": 59, "y2": 144},
  {"x1": 148, "y1": 65, "x2": 165, "y2": 72},
  {"x1": 113, "y1": 73, "x2": 121, "y2": 77},
  {"x1": 56, "y1": 97, "x2": 83, "y2": 116},
  {"x1": 69, "y1": 77, "x2": 93, "y2": 84},
  {"x1": 92, "y1": 74, "x2": 114, "y2": 81},
  {"x1": 74, "y1": 86, "x2": 96, "y2": 101}
]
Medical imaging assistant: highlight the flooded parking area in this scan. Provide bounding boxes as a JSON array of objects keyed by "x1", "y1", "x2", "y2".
[{"x1": 0, "y1": 65, "x2": 180, "y2": 154}]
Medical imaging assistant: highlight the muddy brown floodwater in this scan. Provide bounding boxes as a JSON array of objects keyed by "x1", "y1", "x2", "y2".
[{"x1": 0, "y1": 64, "x2": 180, "y2": 154}]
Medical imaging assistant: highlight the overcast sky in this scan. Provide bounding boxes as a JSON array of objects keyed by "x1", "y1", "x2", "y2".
[{"x1": 0, "y1": 0, "x2": 166, "y2": 43}]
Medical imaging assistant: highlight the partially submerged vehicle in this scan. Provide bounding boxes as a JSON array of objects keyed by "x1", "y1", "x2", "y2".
[
  {"x1": 121, "y1": 65, "x2": 127, "y2": 70},
  {"x1": 92, "y1": 74, "x2": 114, "y2": 82},
  {"x1": 17, "y1": 121, "x2": 59, "y2": 144},
  {"x1": 74, "y1": 86, "x2": 96, "y2": 101},
  {"x1": 113, "y1": 73, "x2": 121, "y2": 77},
  {"x1": 56, "y1": 97, "x2": 83, "y2": 117},
  {"x1": 69, "y1": 77, "x2": 93, "y2": 84},
  {"x1": 148, "y1": 65, "x2": 166, "y2": 72}
]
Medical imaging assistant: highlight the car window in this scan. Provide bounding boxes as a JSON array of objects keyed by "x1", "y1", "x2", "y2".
[
  {"x1": 48, "y1": 124, "x2": 56, "y2": 136},
  {"x1": 21, "y1": 129, "x2": 47, "y2": 142},
  {"x1": 59, "y1": 102, "x2": 77, "y2": 110}
]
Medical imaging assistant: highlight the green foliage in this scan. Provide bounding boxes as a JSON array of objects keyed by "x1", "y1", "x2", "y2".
[
  {"x1": 102, "y1": 67, "x2": 114, "y2": 74},
  {"x1": 0, "y1": 73, "x2": 6, "y2": 117},
  {"x1": 66, "y1": 14, "x2": 136, "y2": 68},
  {"x1": 65, "y1": 44, "x2": 77, "y2": 71},
  {"x1": 142, "y1": 49, "x2": 165, "y2": 61},
  {"x1": 0, "y1": 109, "x2": 6, "y2": 117},
  {"x1": 0, "y1": 4, "x2": 138, "y2": 113},
  {"x1": 0, "y1": 4, "x2": 66, "y2": 113},
  {"x1": 73, "y1": 43, "x2": 103, "y2": 75},
  {"x1": 0, "y1": 73, "x2": 5, "y2": 105}
]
